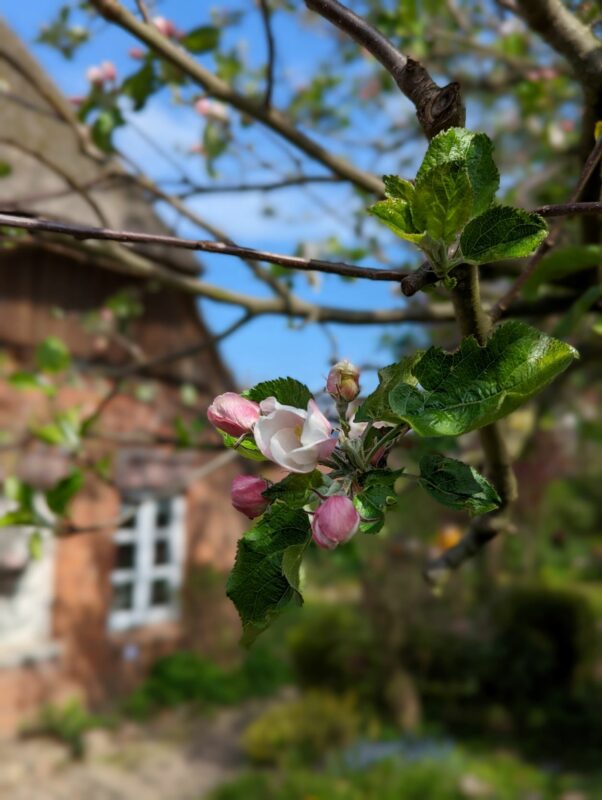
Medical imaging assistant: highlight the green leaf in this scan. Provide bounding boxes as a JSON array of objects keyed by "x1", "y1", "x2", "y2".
[
  {"x1": 227, "y1": 504, "x2": 311, "y2": 645},
  {"x1": 412, "y1": 160, "x2": 472, "y2": 244},
  {"x1": 122, "y1": 59, "x2": 159, "y2": 111},
  {"x1": 203, "y1": 120, "x2": 230, "y2": 177},
  {"x1": 245, "y1": 377, "x2": 313, "y2": 409},
  {"x1": 417, "y1": 128, "x2": 499, "y2": 218},
  {"x1": 355, "y1": 355, "x2": 422, "y2": 423},
  {"x1": 4, "y1": 476, "x2": 34, "y2": 509},
  {"x1": 91, "y1": 106, "x2": 124, "y2": 152},
  {"x1": 46, "y1": 469, "x2": 84, "y2": 516},
  {"x1": 383, "y1": 174, "x2": 415, "y2": 202},
  {"x1": 36, "y1": 336, "x2": 70, "y2": 373},
  {"x1": 220, "y1": 431, "x2": 266, "y2": 461},
  {"x1": 263, "y1": 471, "x2": 322, "y2": 509},
  {"x1": 32, "y1": 409, "x2": 81, "y2": 450},
  {"x1": 0, "y1": 509, "x2": 36, "y2": 526},
  {"x1": 521, "y1": 245, "x2": 602, "y2": 298},
  {"x1": 0, "y1": 161, "x2": 12, "y2": 178},
  {"x1": 180, "y1": 25, "x2": 220, "y2": 53},
  {"x1": 387, "y1": 320, "x2": 578, "y2": 437},
  {"x1": 8, "y1": 371, "x2": 55, "y2": 395},
  {"x1": 354, "y1": 469, "x2": 402, "y2": 535},
  {"x1": 368, "y1": 199, "x2": 425, "y2": 244},
  {"x1": 419, "y1": 454, "x2": 501, "y2": 514},
  {"x1": 460, "y1": 206, "x2": 547, "y2": 264}
]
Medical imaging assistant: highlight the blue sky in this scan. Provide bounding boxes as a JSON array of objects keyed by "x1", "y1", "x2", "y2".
[{"x1": 3, "y1": 1, "x2": 437, "y2": 394}]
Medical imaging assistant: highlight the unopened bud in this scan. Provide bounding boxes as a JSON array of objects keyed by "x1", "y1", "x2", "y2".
[
  {"x1": 207, "y1": 392, "x2": 260, "y2": 437},
  {"x1": 311, "y1": 495, "x2": 360, "y2": 550},
  {"x1": 326, "y1": 360, "x2": 360, "y2": 403},
  {"x1": 231, "y1": 475, "x2": 270, "y2": 519}
]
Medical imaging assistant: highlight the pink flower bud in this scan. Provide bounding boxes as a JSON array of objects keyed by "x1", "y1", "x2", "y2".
[
  {"x1": 129, "y1": 47, "x2": 146, "y2": 60},
  {"x1": 207, "y1": 392, "x2": 260, "y2": 437},
  {"x1": 153, "y1": 16, "x2": 178, "y2": 38},
  {"x1": 86, "y1": 65, "x2": 104, "y2": 86},
  {"x1": 231, "y1": 475, "x2": 270, "y2": 519},
  {"x1": 311, "y1": 496, "x2": 360, "y2": 550},
  {"x1": 326, "y1": 360, "x2": 360, "y2": 403},
  {"x1": 100, "y1": 61, "x2": 117, "y2": 83}
]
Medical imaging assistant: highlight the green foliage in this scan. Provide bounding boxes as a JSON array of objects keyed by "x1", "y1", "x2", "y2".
[
  {"x1": 418, "y1": 454, "x2": 501, "y2": 514},
  {"x1": 353, "y1": 469, "x2": 402, "y2": 534},
  {"x1": 36, "y1": 5, "x2": 88, "y2": 59},
  {"x1": 521, "y1": 244, "x2": 602, "y2": 298},
  {"x1": 0, "y1": 161, "x2": 12, "y2": 178},
  {"x1": 244, "y1": 377, "x2": 313, "y2": 408},
  {"x1": 416, "y1": 128, "x2": 499, "y2": 219},
  {"x1": 263, "y1": 471, "x2": 322, "y2": 508},
  {"x1": 45, "y1": 469, "x2": 84, "y2": 516},
  {"x1": 412, "y1": 160, "x2": 472, "y2": 244},
  {"x1": 287, "y1": 605, "x2": 382, "y2": 704},
  {"x1": 460, "y1": 206, "x2": 548, "y2": 264},
  {"x1": 8, "y1": 371, "x2": 54, "y2": 395},
  {"x1": 29, "y1": 698, "x2": 107, "y2": 759},
  {"x1": 367, "y1": 199, "x2": 426, "y2": 244},
  {"x1": 124, "y1": 647, "x2": 291, "y2": 719},
  {"x1": 121, "y1": 59, "x2": 160, "y2": 111},
  {"x1": 91, "y1": 106, "x2": 124, "y2": 153},
  {"x1": 375, "y1": 321, "x2": 577, "y2": 436},
  {"x1": 180, "y1": 25, "x2": 220, "y2": 53},
  {"x1": 219, "y1": 430, "x2": 266, "y2": 461},
  {"x1": 0, "y1": 476, "x2": 36, "y2": 526},
  {"x1": 35, "y1": 336, "x2": 70, "y2": 373},
  {"x1": 32, "y1": 408, "x2": 81, "y2": 450},
  {"x1": 488, "y1": 585, "x2": 597, "y2": 706},
  {"x1": 243, "y1": 691, "x2": 360, "y2": 766},
  {"x1": 227, "y1": 504, "x2": 312, "y2": 645},
  {"x1": 210, "y1": 748, "x2": 555, "y2": 800},
  {"x1": 354, "y1": 356, "x2": 421, "y2": 424},
  {"x1": 383, "y1": 174, "x2": 415, "y2": 202}
]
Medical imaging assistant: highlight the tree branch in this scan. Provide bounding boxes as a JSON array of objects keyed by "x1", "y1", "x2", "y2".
[
  {"x1": 88, "y1": 0, "x2": 384, "y2": 194},
  {"x1": 491, "y1": 134, "x2": 602, "y2": 321},
  {"x1": 258, "y1": 0, "x2": 276, "y2": 109},
  {"x1": 0, "y1": 211, "x2": 408, "y2": 283},
  {"x1": 305, "y1": 0, "x2": 465, "y2": 138}
]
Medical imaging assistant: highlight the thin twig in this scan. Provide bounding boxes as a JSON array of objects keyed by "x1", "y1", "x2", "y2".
[
  {"x1": 134, "y1": 0, "x2": 151, "y2": 23},
  {"x1": 258, "y1": 0, "x2": 276, "y2": 108},
  {"x1": 491, "y1": 135, "x2": 602, "y2": 321},
  {"x1": 0, "y1": 211, "x2": 409, "y2": 283}
]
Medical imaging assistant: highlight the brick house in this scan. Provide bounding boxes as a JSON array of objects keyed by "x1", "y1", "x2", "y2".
[{"x1": 0, "y1": 20, "x2": 246, "y2": 733}]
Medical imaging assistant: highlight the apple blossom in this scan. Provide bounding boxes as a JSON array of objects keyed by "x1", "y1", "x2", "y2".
[
  {"x1": 100, "y1": 61, "x2": 117, "y2": 83},
  {"x1": 231, "y1": 475, "x2": 270, "y2": 519},
  {"x1": 153, "y1": 16, "x2": 178, "y2": 38},
  {"x1": 195, "y1": 98, "x2": 230, "y2": 123},
  {"x1": 129, "y1": 47, "x2": 146, "y2": 60},
  {"x1": 207, "y1": 392, "x2": 260, "y2": 437},
  {"x1": 86, "y1": 65, "x2": 104, "y2": 86},
  {"x1": 311, "y1": 496, "x2": 360, "y2": 549},
  {"x1": 327, "y1": 360, "x2": 360, "y2": 403},
  {"x1": 254, "y1": 398, "x2": 336, "y2": 473}
]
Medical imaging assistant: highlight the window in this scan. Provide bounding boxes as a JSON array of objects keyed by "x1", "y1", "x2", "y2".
[{"x1": 108, "y1": 496, "x2": 186, "y2": 632}]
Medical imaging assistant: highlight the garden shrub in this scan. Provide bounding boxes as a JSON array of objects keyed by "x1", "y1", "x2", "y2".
[
  {"x1": 242, "y1": 690, "x2": 360, "y2": 766},
  {"x1": 125, "y1": 645, "x2": 291, "y2": 719},
  {"x1": 287, "y1": 605, "x2": 383, "y2": 705},
  {"x1": 24, "y1": 698, "x2": 110, "y2": 758},
  {"x1": 487, "y1": 585, "x2": 597, "y2": 707}
]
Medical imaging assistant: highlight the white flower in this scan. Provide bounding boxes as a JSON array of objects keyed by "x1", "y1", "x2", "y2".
[{"x1": 254, "y1": 398, "x2": 336, "y2": 473}]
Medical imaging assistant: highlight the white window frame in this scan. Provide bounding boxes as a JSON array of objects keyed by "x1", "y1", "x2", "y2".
[{"x1": 108, "y1": 495, "x2": 186, "y2": 632}]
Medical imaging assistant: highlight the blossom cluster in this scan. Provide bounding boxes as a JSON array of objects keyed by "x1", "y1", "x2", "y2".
[{"x1": 208, "y1": 361, "x2": 398, "y2": 550}]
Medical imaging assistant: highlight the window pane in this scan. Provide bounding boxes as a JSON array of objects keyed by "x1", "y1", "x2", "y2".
[
  {"x1": 112, "y1": 582, "x2": 134, "y2": 611},
  {"x1": 150, "y1": 578, "x2": 172, "y2": 607},
  {"x1": 155, "y1": 498, "x2": 172, "y2": 528},
  {"x1": 154, "y1": 538, "x2": 170, "y2": 566},
  {"x1": 120, "y1": 508, "x2": 137, "y2": 529},
  {"x1": 116, "y1": 542, "x2": 136, "y2": 570}
]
